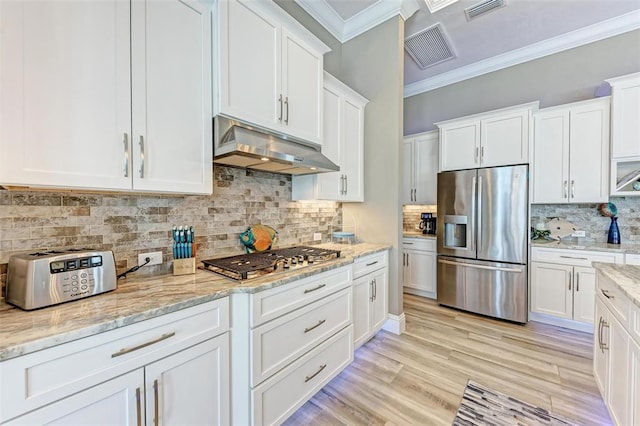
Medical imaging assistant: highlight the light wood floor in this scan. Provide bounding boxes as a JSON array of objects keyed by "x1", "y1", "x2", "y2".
[{"x1": 284, "y1": 294, "x2": 611, "y2": 425}]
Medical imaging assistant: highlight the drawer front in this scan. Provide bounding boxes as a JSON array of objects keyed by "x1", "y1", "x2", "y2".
[
  {"x1": 353, "y1": 251, "x2": 388, "y2": 279},
  {"x1": 626, "y1": 253, "x2": 640, "y2": 265},
  {"x1": 251, "y1": 288, "x2": 352, "y2": 386},
  {"x1": 596, "y1": 272, "x2": 630, "y2": 327},
  {"x1": 531, "y1": 247, "x2": 624, "y2": 266},
  {"x1": 251, "y1": 266, "x2": 351, "y2": 327},
  {"x1": 402, "y1": 237, "x2": 436, "y2": 252},
  {"x1": 252, "y1": 325, "x2": 354, "y2": 426},
  {"x1": 0, "y1": 298, "x2": 229, "y2": 423}
]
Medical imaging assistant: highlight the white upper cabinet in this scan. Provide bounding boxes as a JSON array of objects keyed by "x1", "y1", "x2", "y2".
[
  {"x1": 216, "y1": 0, "x2": 329, "y2": 145},
  {"x1": 403, "y1": 131, "x2": 438, "y2": 204},
  {"x1": 436, "y1": 102, "x2": 537, "y2": 171},
  {"x1": 532, "y1": 97, "x2": 610, "y2": 204},
  {"x1": 0, "y1": 0, "x2": 213, "y2": 194}
]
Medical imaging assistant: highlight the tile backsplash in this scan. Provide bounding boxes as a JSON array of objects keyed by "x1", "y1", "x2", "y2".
[
  {"x1": 402, "y1": 204, "x2": 437, "y2": 232},
  {"x1": 531, "y1": 198, "x2": 639, "y2": 243},
  {"x1": 0, "y1": 166, "x2": 342, "y2": 294}
]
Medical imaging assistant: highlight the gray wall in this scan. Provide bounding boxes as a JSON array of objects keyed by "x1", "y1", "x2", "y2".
[
  {"x1": 341, "y1": 17, "x2": 405, "y2": 317},
  {"x1": 404, "y1": 30, "x2": 640, "y2": 135}
]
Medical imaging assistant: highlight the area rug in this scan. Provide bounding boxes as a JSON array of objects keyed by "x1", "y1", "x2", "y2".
[{"x1": 453, "y1": 381, "x2": 581, "y2": 426}]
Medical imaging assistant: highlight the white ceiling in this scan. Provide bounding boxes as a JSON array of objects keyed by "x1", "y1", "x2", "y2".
[{"x1": 295, "y1": 0, "x2": 640, "y2": 96}]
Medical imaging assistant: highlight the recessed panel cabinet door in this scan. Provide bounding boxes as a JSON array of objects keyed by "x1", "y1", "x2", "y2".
[
  {"x1": 352, "y1": 274, "x2": 372, "y2": 348},
  {"x1": 572, "y1": 267, "x2": 596, "y2": 324},
  {"x1": 0, "y1": 0, "x2": 131, "y2": 189},
  {"x1": 341, "y1": 97, "x2": 364, "y2": 201},
  {"x1": 404, "y1": 250, "x2": 436, "y2": 293},
  {"x1": 131, "y1": 0, "x2": 212, "y2": 194},
  {"x1": 530, "y1": 262, "x2": 573, "y2": 320},
  {"x1": 413, "y1": 134, "x2": 438, "y2": 204},
  {"x1": 480, "y1": 110, "x2": 529, "y2": 167},
  {"x1": 402, "y1": 139, "x2": 414, "y2": 204},
  {"x1": 607, "y1": 315, "x2": 631, "y2": 426},
  {"x1": 316, "y1": 85, "x2": 342, "y2": 200},
  {"x1": 439, "y1": 121, "x2": 480, "y2": 171},
  {"x1": 532, "y1": 110, "x2": 570, "y2": 203}
]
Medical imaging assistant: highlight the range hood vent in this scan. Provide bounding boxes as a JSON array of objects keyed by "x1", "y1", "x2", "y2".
[
  {"x1": 404, "y1": 23, "x2": 455, "y2": 69},
  {"x1": 213, "y1": 116, "x2": 339, "y2": 175},
  {"x1": 465, "y1": 0, "x2": 506, "y2": 21}
]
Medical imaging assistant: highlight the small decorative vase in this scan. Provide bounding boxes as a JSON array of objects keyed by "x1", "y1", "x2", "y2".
[{"x1": 607, "y1": 217, "x2": 621, "y2": 244}]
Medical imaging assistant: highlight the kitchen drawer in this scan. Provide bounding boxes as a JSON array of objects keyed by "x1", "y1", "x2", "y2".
[
  {"x1": 353, "y1": 251, "x2": 388, "y2": 279},
  {"x1": 531, "y1": 247, "x2": 624, "y2": 266},
  {"x1": 402, "y1": 237, "x2": 436, "y2": 252},
  {"x1": 626, "y1": 253, "x2": 640, "y2": 265},
  {"x1": 0, "y1": 298, "x2": 229, "y2": 423},
  {"x1": 251, "y1": 287, "x2": 352, "y2": 386},
  {"x1": 251, "y1": 325, "x2": 353, "y2": 426},
  {"x1": 250, "y1": 266, "x2": 351, "y2": 327},
  {"x1": 596, "y1": 271, "x2": 630, "y2": 328}
]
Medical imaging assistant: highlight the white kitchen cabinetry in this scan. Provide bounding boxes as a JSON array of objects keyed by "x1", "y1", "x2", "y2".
[
  {"x1": 593, "y1": 269, "x2": 639, "y2": 426},
  {"x1": 0, "y1": 299, "x2": 230, "y2": 425},
  {"x1": 402, "y1": 131, "x2": 438, "y2": 204},
  {"x1": 216, "y1": 0, "x2": 329, "y2": 145},
  {"x1": 529, "y1": 247, "x2": 623, "y2": 332},
  {"x1": 436, "y1": 102, "x2": 538, "y2": 171},
  {"x1": 0, "y1": 0, "x2": 213, "y2": 194},
  {"x1": 292, "y1": 73, "x2": 368, "y2": 202},
  {"x1": 402, "y1": 237, "x2": 436, "y2": 299},
  {"x1": 353, "y1": 251, "x2": 389, "y2": 348},
  {"x1": 626, "y1": 253, "x2": 640, "y2": 265},
  {"x1": 531, "y1": 97, "x2": 610, "y2": 204},
  {"x1": 230, "y1": 266, "x2": 354, "y2": 425}
]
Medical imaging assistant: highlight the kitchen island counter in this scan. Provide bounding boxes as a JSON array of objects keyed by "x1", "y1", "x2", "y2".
[
  {"x1": 0, "y1": 243, "x2": 390, "y2": 361},
  {"x1": 592, "y1": 262, "x2": 640, "y2": 308}
]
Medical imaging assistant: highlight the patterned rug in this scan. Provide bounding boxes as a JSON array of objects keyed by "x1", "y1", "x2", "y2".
[{"x1": 453, "y1": 381, "x2": 582, "y2": 426}]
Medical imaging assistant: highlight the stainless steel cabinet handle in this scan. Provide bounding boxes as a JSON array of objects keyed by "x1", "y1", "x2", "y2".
[
  {"x1": 475, "y1": 146, "x2": 479, "y2": 162},
  {"x1": 601, "y1": 320, "x2": 610, "y2": 351},
  {"x1": 344, "y1": 175, "x2": 348, "y2": 195},
  {"x1": 139, "y1": 135, "x2": 145, "y2": 178},
  {"x1": 278, "y1": 94, "x2": 283, "y2": 121},
  {"x1": 370, "y1": 280, "x2": 374, "y2": 302},
  {"x1": 563, "y1": 180, "x2": 568, "y2": 199},
  {"x1": 111, "y1": 332, "x2": 176, "y2": 358},
  {"x1": 601, "y1": 289, "x2": 614, "y2": 299},
  {"x1": 481, "y1": 145, "x2": 484, "y2": 161},
  {"x1": 407, "y1": 253, "x2": 409, "y2": 267},
  {"x1": 135, "y1": 387, "x2": 142, "y2": 426},
  {"x1": 373, "y1": 278, "x2": 377, "y2": 300},
  {"x1": 568, "y1": 273, "x2": 572, "y2": 291},
  {"x1": 403, "y1": 252, "x2": 406, "y2": 266},
  {"x1": 366, "y1": 261, "x2": 378, "y2": 267},
  {"x1": 304, "y1": 283, "x2": 326, "y2": 294},
  {"x1": 597, "y1": 317, "x2": 603, "y2": 352},
  {"x1": 123, "y1": 133, "x2": 130, "y2": 178},
  {"x1": 560, "y1": 255, "x2": 588, "y2": 260},
  {"x1": 304, "y1": 364, "x2": 326, "y2": 383},
  {"x1": 153, "y1": 379, "x2": 159, "y2": 426},
  {"x1": 304, "y1": 319, "x2": 326, "y2": 333},
  {"x1": 571, "y1": 180, "x2": 575, "y2": 198},
  {"x1": 413, "y1": 188, "x2": 417, "y2": 202},
  {"x1": 576, "y1": 273, "x2": 580, "y2": 292},
  {"x1": 284, "y1": 96, "x2": 289, "y2": 124}
]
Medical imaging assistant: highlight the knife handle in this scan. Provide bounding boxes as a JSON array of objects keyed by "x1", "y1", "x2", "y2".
[{"x1": 173, "y1": 243, "x2": 178, "y2": 259}]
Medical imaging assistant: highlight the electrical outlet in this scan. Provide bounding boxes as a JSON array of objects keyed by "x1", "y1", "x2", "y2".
[
  {"x1": 139, "y1": 251, "x2": 163, "y2": 266},
  {"x1": 572, "y1": 230, "x2": 586, "y2": 237},
  {"x1": 313, "y1": 232, "x2": 322, "y2": 241}
]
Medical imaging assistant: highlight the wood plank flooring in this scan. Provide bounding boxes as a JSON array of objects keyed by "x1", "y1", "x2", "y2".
[{"x1": 284, "y1": 294, "x2": 611, "y2": 426}]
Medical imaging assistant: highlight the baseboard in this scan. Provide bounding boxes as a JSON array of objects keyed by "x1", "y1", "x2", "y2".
[
  {"x1": 382, "y1": 312, "x2": 406, "y2": 335},
  {"x1": 403, "y1": 287, "x2": 436, "y2": 299},
  {"x1": 529, "y1": 312, "x2": 594, "y2": 333}
]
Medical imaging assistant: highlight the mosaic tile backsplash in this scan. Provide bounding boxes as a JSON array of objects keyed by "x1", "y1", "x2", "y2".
[
  {"x1": 403, "y1": 204, "x2": 437, "y2": 232},
  {"x1": 0, "y1": 166, "x2": 342, "y2": 296}
]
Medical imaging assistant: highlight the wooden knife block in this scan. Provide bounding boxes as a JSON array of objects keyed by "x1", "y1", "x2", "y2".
[{"x1": 173, "y1": 258, "x2": 196, "y2": 276}]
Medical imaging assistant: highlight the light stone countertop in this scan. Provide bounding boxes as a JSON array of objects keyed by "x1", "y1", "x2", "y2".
[
  {"x1": 592, "y1": 262, "x2": 640, "y2": 309},
  {"x1": 0, "y1": 243, "x2": 390, "y2": 362},
  {"x1": 530, "y1": 239, "x2": 640, "y2": 254},
  {"x1": 402, "y1": 232, "x2": 436, "y2": 240}
]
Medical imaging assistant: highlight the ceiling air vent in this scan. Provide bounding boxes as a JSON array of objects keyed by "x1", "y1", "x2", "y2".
[
  {"x1": 465, "y1": 0, "x2": 506, "y2": 21},
  {"x1": 404, "y1": 23, "x2": 455, "y2": 69}
]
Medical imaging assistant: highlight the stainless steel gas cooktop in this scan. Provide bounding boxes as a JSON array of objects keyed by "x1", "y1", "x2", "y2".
[{"x1": 201, "y1": 246, "x2": 341, "y2": 281}]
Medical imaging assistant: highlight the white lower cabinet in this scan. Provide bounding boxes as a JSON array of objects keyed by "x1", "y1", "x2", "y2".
[
  {"x1": 402, "y1": 238, "x2": 436, "y2": 299},
  {"x1": 352, "y1": 251, "x2": 389, "y2": 348},
  {"x1": 0, "y1": 299, "x2": 230, "y2": 425}
]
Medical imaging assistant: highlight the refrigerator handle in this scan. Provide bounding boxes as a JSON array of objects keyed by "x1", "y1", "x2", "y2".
[
  {"x1": 437, "y1": 258, "x2": 524, "y2": 273},
  {"x1": 471, "y1": 175, "x2": 477, "y2": 253},
  {"x1": 477, "y1": 176, "x2": 483, "y2": 251}
]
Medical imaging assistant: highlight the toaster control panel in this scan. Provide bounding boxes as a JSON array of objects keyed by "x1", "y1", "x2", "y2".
[{"x1": 50, "y1": 256, "x2": 103, "y2": 273}]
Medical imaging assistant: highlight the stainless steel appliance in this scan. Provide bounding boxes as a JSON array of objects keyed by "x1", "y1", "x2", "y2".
[
  {"x1": 436, "y1": 165, "x2": 528, "y2": 323},
  {"x1": 201, "y1": 246, "x2": 341, "y2": 281},
  {"x1": 419, "y1": 212, "x2": 436, "y2": 235},
  {"x1": 6, "y1": 249, "x2": 117, "y2": 310}
]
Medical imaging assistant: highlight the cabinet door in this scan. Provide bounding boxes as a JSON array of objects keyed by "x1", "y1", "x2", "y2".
[
  {"x1": 218, "y1": 0, "x2": 281, "y2": 132},
  {"x1": 480, "y1": 110, "x2": 529, "y2": 167},
  {"x1": 370, "y1": 269, "x2": 388, "y2": 334},
  {"x1": 0, "y1": 0, "x2": 131, "y2": 190},
  {"x1": 608, "y1": 314, "x2": 631, "y2": 426},
  {"x1": 5, "y1": 370, "x2": 143, "y2": 425},
  {"x1": 145, "y1": 333, "x2": 230, "y2": 426},
  {"x1": 610, "y1": 74, "x2": 640, "y2": 158},
  {"x1": 402, "y1": 139, "x2": 414, "y2": 204},
  {"x1": 404, "y1": 250, "x2": 436, "y2": 294},
  {"x1": 593, "y1": 296, "x2": 609, "y2": 395},
  {"x1": 439, "y1": 120, "x2": 480, "y2": 171},
  {"x1": 131, "y1": 0, "x2": 212, "y2": 194},
  {"x1": 530, "y1": 262, "x2": 573, "y2": 319},
  {"x1": 414, "y1": 134, "x2": 439, "y2": 204},
  {"x1": 352, "y1": 274, "x2": 372, "y2": 348},
  {"x1": 568, "y1": 100, "x2": 610, "y2": 203},
  {"x1": 340, "y1": 97, "x2": 365, "y2": 201},
  {"x1": 631, "y1": 338, "x2": 640, "y2": 425},
  {"x1": 281, "y1": 28, "x2": 323, "y2": 144},
  {"x1": 531, "y1": 109, "x2": 570, "y2": 203},
  {"x1": 315, "y1": 84, "x2": 342, "y2": 200},
  {"x1": 573, "y1": 266, "x2": 596, "y2": 324}
]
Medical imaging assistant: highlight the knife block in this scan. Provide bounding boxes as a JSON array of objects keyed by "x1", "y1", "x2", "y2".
[{"x1": 173, "y1": 258, "x2": 196, "y2": 276}]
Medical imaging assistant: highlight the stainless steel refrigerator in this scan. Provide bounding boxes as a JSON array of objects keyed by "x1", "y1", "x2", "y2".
[{"x1": 436, "y1": 165, "x2": 528, "y2": 323}]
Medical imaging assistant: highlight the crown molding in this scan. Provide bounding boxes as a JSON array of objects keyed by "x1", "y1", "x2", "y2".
[
  {"x1": 295, "y1": 0, "x2": 420, "y2": 43},
  {"x1": 404, "y1": 9, "x2": 640, "y2": 98}
]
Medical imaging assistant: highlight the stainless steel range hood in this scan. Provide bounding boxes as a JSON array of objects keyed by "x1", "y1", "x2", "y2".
[{"x1": 213, "y1": 116, "x2": 339, "y2": 175}]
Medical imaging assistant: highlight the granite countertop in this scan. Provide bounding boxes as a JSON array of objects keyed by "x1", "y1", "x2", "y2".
[
  {"x1": 0, "y1": 242, "x2": 390, "y2": 362},
  {"x1": 592, "y1": 262, "x2": 640, "y2": 309},
  {"x1": 403, "y1": 232, "x2": 436, "y2": 239},
  {"x1": 530, "y1": 239, "x2": 640, "y2": 254}
]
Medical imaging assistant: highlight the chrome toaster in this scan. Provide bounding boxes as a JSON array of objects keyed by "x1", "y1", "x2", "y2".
[{"x1": 6, "y1": 249, "x2": 117, "y2": 310}]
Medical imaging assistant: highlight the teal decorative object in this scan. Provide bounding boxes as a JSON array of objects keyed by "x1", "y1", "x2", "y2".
[
  {"x1": 598, "y1": 202, "x2": 618, "y2": 218},
  {"x1": 633, "y1": 181, "x2": 640, "y2": 191}
]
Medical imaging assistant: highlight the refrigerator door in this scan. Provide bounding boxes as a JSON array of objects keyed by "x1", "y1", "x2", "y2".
[
  {"x1": 436, "y1": 169, "x2": 477, "y2": 259},
  {"x1": 477, "y1": 165, "x2": 528, "y2": 264},
  {"x1": 437, "y1": 256, "x2": 528, "y2": 323}
]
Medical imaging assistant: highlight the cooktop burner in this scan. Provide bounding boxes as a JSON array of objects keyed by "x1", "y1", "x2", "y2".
[{"x1": 201, "y1": 246, "x2": 341, "y2": 281}]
